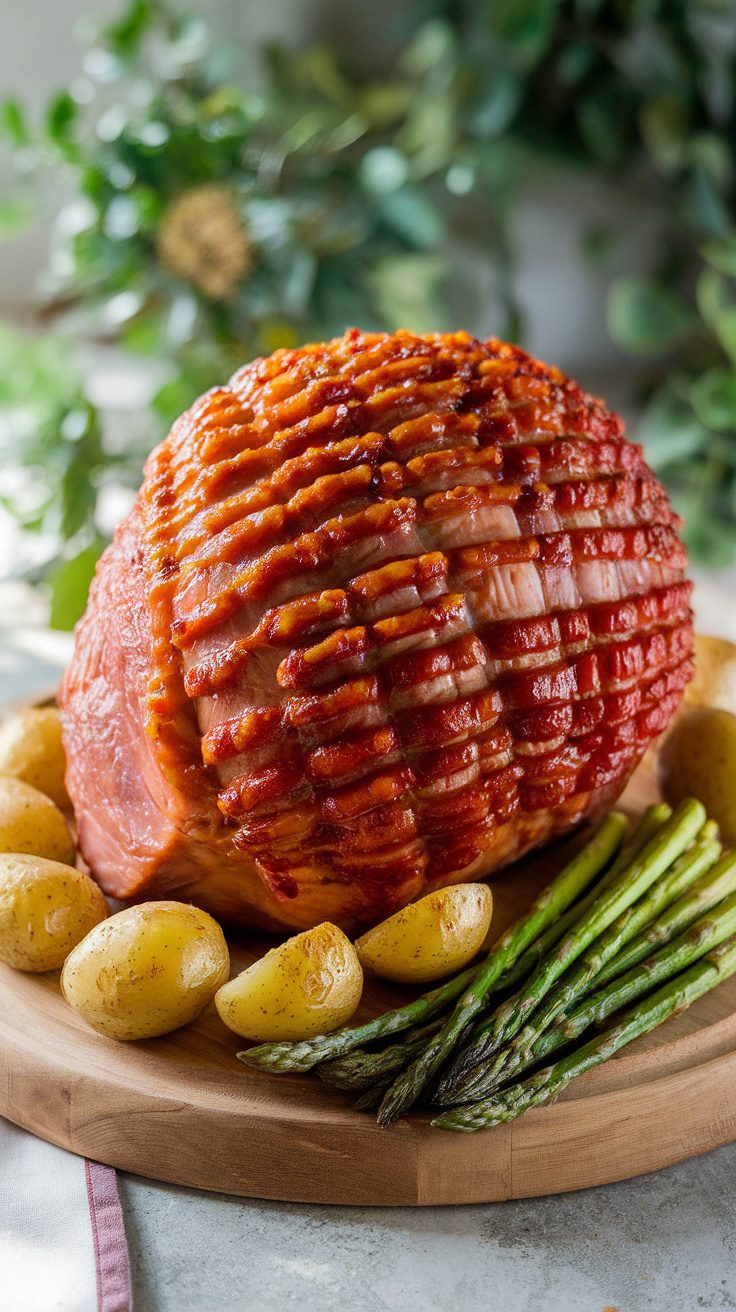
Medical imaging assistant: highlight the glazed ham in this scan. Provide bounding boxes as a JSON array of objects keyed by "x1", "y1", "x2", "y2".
[{"x1": 60, "y1": 330, "x2": 693, "y2": 931}]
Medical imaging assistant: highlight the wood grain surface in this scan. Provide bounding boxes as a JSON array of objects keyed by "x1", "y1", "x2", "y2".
[{"x1": 1, "y1": 682, "x2": 736, "y2": 1205}]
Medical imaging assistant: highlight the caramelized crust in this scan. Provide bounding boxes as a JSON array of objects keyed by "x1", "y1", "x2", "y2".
[{"x1": 60, "y1": 330, "x2": 693, "y2": 930}]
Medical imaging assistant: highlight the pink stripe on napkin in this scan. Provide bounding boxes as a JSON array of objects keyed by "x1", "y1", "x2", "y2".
[{"x1": 85, "y1": 1160, "x2": 132, "y2": 1312}]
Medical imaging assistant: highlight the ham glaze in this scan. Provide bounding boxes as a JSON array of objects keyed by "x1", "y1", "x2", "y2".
[{"x1": 60, "y1": 330, "x2": 693, "y2": 931}]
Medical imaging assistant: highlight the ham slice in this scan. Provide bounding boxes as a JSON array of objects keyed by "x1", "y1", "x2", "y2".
[{"x1": 59, "y1": 330, "x2": 693, "y2": 931}]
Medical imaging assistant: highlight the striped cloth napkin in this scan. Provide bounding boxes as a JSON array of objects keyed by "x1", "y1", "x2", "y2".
[{"x1": 0, "y1": 1118, "x2": 131, "y2": 1312}]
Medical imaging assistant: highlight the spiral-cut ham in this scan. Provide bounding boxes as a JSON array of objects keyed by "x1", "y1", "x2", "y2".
[{"x1": 59, "y1": 330, "x2": 693, "y2": 931}]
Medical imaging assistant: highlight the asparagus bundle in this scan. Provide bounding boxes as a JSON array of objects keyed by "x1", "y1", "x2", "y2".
[
  {"x1": 318, "y1": 1021, "x2": 442, "y2": 1092},
  {"x1": 575, "y1": 844, "x2": 736, "y2": 992},
  {"x1": 515, "y1": 872, "x2": 736, "y2": 1076},
  {"x1": 433, "y1": 933, "x2": 736, "y2": 1133},
  {"x1": 436, "y1": 820, "x2": 721, "y2": 1105},
  {"x1": 378, "y1": 800, "x2": 704, "y2": 1125},
  {"x1": 494, "y1": 803, "x2": 671, "y2": 995}
]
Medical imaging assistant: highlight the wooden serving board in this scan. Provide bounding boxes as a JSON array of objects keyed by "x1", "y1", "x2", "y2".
[{"x1": 2, "y1": 676, "x2": 736, "y2": 1205}]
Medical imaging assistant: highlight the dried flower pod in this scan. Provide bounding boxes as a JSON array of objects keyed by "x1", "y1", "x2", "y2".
[
  {"x1": 156, "y1": 184, "x2": 250, "y2": 300},
  {"x1": 60, "y1": 330, "x2": 693, "y2": 930}
]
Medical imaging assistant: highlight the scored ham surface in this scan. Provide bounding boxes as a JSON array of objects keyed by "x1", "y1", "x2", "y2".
[{"x1": 60, "y1": 329, "x2": 694, "y2": 931}]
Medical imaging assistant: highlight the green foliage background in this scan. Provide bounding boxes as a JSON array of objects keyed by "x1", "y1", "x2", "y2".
[{"x1": 2, "y1": 0, "x2": 736, "y2": 625}]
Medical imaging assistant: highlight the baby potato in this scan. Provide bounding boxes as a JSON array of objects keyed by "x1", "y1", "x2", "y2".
[
  {"x1": 355, "y1": 883, "x2": 493, "y2": 984},
  {"x1": 0, "y1": 776, "x2": 75, "y2": 865},
  {"x1": 0, "y1": 854, "x2": 107, "y2": 972},
  {"x1": 216, "y1": 922, "x2": 362, "y2": 1042},
  {"x1": 684, "y1": 634, "x2": 736, "y2": 715},
  {"x1": 659, "y1": 706, "x2": 736, "y2": 842},
  {"x1": 61, "y1": 901, "x2": 229, "y2": 1040},
  {"x1": 0, "y1": 707, "x2": 69, "y2": 809}
]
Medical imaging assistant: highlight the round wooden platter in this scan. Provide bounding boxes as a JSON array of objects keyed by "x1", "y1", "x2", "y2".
[{"x1": 3, "y1": 685, "x2": 736, "y2": 1204}]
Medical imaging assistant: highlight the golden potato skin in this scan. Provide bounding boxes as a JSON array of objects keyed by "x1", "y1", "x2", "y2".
[
  {"x1": 0, "y1": 776, "x2": 75, "y2": 865},
  {"x1": 0, "y1": 854, "x2": 107, "y2": 972},
  {"x1": 0, "y1": 707, "x2": 69, "y2": 809},
  {"x1": 684, "y1": 634, "x2": 736, "y2": 716},
  {"x1": 355, "y1": 883, "x2": 493, "y2": 984},
  {"x1": 659, "y1": 707, "x2": 736, "y2": 842},
  {"x1": 216, "y1": 922, "x2": 363, "y2": 1041},
  {"x1": 61, "y1": 901, "x2": 229, "y2": 1040}
]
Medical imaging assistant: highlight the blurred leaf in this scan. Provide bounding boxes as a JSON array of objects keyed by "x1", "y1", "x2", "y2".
[
  {"x1": 577, "y1": 84, "x2": 634, "y2": 166},
  {"x1": 299, "y1": 47, "x2": 353, "y2": 106},
  {"x1": 696, "y1": 266, "x2": 735, "y2": 326},
  {"x1": 608, "y1": 277, "x2": 693, "y2": 355},
  {"x1": 690, "y1": 368, "x2": 736, "y2": 432},
  {"x1": 283, "y1": 248, "x2": 318, "y2": 316},
  {"x1": 370, "y1": 254, "x2": 446, "y2": 333},
  {"x1": 581, "y1": 225, "x2": 619, "y2": 267},
  {"x1": 167, "y1": 14, "x2": 209, "y2": 70},
  {"x1": 60, "y1": 460, "x2": 97, "y2": 539},
  {"x1": 398, "y1": 97, "x2": 455, "y2": 174},
  {"x1": 555, "y1": 40, "x2": 596, "y2": 86},
  {"x1": 639, "y1": 388, "x2": 710, "y2": 470},
  {"x1": 46, "y1": 92, "x2": 77, "y2": 148},
  {"x1": 486, "y1": 0, "x2": 557, "y2": 70},
  {"x1": 0, "y1": 322, "x2": 78, "y2": 418},
  {"x1": 379, "y1": 188, "x2": 443, "y2": 249},
  {"x1": 574, "y1": 0, "x2": 606, "y2": 15},
  {"x1": 684, "y1": 162, "x2": 731, "y2": 238},
  {"x1": 468, "y1": 72, "x2": 522, "y2": 137},
  {"x1": 151, "y1": 373, "x2": 201, "y2": 426},
  {"x1": 701, "y1": 235, "x2": 736, "y2": 277},
  {"x1": 614, "y1": 23, "x2": 687, "y2": 97},
  {"x1": 400, "y1": 21, "x2": 455, "y2": 78},
  {"x1": 688, "y1": 134, "x2": 732, "y2": 189},
  {"x1": 102, "y1": 0, "x2": 154, "y2": 60},
  {"x1": 695, "y1": 266, "x2": 736, "y2": 358},
  {"x1": 0, "y1": 197, "x2": 35, "y2": 239},
  {"x1": 259, "y1": 319, "x2": 300, "y2": 354},
  {"x1": 676, "y1": 497, "x2": 736, "y2": 567},
  {"x1": 48, "y1": 541, "x2": 104, "y2": 630},
  {"x1": 713, "y1": 309, "x2": 736, "y2": 364},
  {"x1": 0, "y1": 98, "x2": 28, "y2": 146},
  {"x1": 640, "y1": 96, "x2": 686, "y2": 174},
  {"x1": 358, "y1": 84, "x2": 413, "y2": 128}
]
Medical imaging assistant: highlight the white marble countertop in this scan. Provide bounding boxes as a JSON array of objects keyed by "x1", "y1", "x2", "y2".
[{"x1": 2, "y1": 574, "x2": 736, "y2": 1312}]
